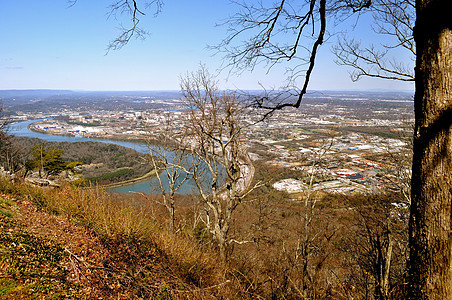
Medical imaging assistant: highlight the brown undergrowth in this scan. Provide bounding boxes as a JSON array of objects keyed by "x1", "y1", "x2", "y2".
[
  {"x1": 0, "y1": 165, "x2": 409, "y2": 299},
  {"x1": 0, "y1": 177, "x2": 244, "y2": 299}
]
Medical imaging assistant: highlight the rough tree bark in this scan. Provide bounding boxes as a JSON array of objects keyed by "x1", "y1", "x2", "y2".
[{"x1": 408, "y1": 0, "x2": 452, "y2": 298}]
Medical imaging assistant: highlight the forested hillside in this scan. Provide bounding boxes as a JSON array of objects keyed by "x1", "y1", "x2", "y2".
[{"x1": 12, "y1": 137, "x2": 152, "y2": 184}]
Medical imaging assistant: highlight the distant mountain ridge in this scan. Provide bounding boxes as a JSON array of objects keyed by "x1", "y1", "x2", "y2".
[
  {"x1": 0, "y1": 89, "x2": 413, "y2": 115},
  {"x1": 0, "y1": 89, "x2": 74, "y2": 98}
]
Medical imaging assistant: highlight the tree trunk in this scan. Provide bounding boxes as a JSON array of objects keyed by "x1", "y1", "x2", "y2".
[
  {"x1": 214, "y1": 226, "x2": 227, "y2": 262},
  {"x1": 408, "y1": 1, "x2": 452, "y2": 298},
  {"x1": 170, "y1": 199, "x2": 175, "y2": 232},
  {"x1": 382, "y1": 234, "x2": 393, "y2": 299},
  {"x1": 375, "y1": 233, "x2": 393, "y2": 300}
]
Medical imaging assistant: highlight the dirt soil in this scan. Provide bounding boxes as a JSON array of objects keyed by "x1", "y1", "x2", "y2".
[{"x1": 0, "y1": 192, "x2": 204, "y2": 299}]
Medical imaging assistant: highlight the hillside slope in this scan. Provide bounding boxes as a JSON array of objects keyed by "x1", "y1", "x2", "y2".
[{"x1": 0, "y1": 179, "x2": 234, "y2": 299}]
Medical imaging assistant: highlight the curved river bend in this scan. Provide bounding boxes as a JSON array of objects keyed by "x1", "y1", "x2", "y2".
[{"x1": 7, "y1": 120, "x2": 202, "y2": 194}]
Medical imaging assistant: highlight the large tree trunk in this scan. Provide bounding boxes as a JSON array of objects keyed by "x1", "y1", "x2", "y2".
[{"x1": 408, "y1": 0, "x2": 452, "y2": 298}]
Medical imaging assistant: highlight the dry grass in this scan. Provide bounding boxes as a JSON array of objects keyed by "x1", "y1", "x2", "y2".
[
  {"x1": 0, "y1": 177, "x2": 246, "y2": 299},
  {"x1": 0, "y1": 168, "x2": 409, "y2": 299}
]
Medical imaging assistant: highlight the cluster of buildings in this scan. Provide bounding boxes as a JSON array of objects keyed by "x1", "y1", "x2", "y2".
[
  {"x1": 15, "y1": 95, "x2": 413, "y2": 197},
  {"x1": 259, "y1": 127, "x2": 410, "y2": 195},
  {"x1": 27, "y1": 108, "x2": 190, "y2": 140}
]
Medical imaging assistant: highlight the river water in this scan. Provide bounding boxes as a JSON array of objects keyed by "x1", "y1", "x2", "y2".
[{"x1": 7, "y1": 120, "x2": 203, "y2": 194}]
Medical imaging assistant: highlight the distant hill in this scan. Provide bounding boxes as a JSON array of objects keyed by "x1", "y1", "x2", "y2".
[
  {"x1": 0, "y1": 90, "x2": 76, "y2": 107},
  {"x1": 0, "y1": 90, "x2": 184, "y2": 113},
  {"x1": 0, "y1": 89, "x2": 413, "y2": 114},
  {"x1": 0, "y1": 89, "x2": 74, "y2": 98},
  {"x1": 0, "y1": 89, "x2": 182, "y2": 99}
]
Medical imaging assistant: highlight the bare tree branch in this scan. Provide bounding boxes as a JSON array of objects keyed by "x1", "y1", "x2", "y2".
[
  {"x1": 69, "y1": 0, "x2": 164, "y2": 51},
  {"x1": 214, "y1": 0, "x2": 375, "y2": 118},
  {"x1": 180, "y1": 66, "x2": 258, "y2": 260},
  {"x1": 333, "y1": 0, "x2": 415, "y2": 82}
]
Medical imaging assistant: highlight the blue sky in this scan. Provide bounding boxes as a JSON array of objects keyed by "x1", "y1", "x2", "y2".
[{"x1": 0, "y1": 0, "x2": 414, "y2": 92}]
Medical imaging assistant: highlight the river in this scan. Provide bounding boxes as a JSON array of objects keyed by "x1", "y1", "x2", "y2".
[{"x1": 7, "y1": 120, "x2": 204, "y2": 194}]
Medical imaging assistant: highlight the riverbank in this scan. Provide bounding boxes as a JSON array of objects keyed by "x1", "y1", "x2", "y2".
[
  {"x1": 28, "y1": 122, "x2": 147, "y2": 144},
  {"x1": 102, "y1": 169, "x2": 157, "y2": 189},
  {"x1": 26, "y1": 123, "x2": 163, "y2": 190},
  {"x1": 27, "y1": 121, "x2": 171, "y2": 151},
  {"x1": 11, "y1": 119, "x2": 254, "y2": 195}
]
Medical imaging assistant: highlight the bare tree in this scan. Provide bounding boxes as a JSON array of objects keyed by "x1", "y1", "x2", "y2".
[
  {"x1": 383, "y1": 121, "x2": 413, "y2": 204},
  {"x1": 345, "y1": 193, "x2": 409, "y2": 299},
  {"x1": 0, "y1": 105, "x2": 10, "y2": 172},
  {"x1": 218, "y1": 1, "x2": 452, "y2": 298},
  {"x1": 0, "y1": 137, "x2": 24, "y2": 176},
  {"x1": 180, "y1": 66, "x2": 259, "y2": 261},
  {"x1": 333, "y1": 0, "x2": 415, "y2": 82},
  {"x1": 145, "y1": 114, "x2": 191, "y2": 231},
  {"x1": 215, "y1": 0, "x2": 373, "y2": 113},
  {"x1": 69, "y1": 0, "x2": 163, "y2": 51},
  {"x1": 0, "y1": 105, "x2": 23, "y2": 176},
  {"x1": 72, "y1": 1, "x2": 452, "y2": 297},
  {"x1": 0, "y1": 104, "x2": 7, "y2": 131},
  {"x1": 288, "y1": 135, "x2": 337, "y2": 298}
]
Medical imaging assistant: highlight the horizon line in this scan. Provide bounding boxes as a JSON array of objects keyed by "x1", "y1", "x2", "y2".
[{"x1": 0, "y1": 88, "x2": 414, "y2": 93}]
